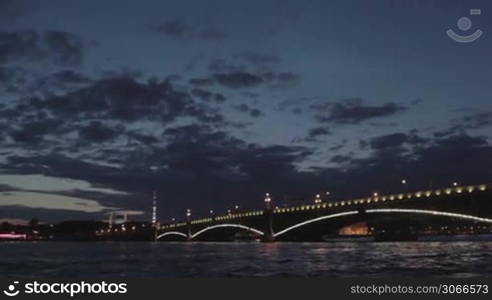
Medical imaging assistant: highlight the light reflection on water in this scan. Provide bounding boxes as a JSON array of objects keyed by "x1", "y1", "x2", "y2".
[{"x1": 1, "y1": 241, "x2": 492, "y2": 277}]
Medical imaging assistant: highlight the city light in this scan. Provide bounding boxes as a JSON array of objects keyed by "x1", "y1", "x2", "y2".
[
  {"x1": 264, "y1": 193, "x2": 271, "y2": 203},
  {"x1": 373, "y1": 192, "x2": 379, "y2": 197},
  {"x1": 314, "y1": 193, "x2": 322, "y2": 204},
  {"x1": 453, "y1": 182, "x2": 458, "y2": 187},
  {"x1": 401, "y1": 179, "x2": 407, "y2": 184},
  {"x1": 0, "y1": 233, "x2": 27, "y2": 240},
  {"x1": 186, "y1": 209, "x2": 191, "y2": 218}
]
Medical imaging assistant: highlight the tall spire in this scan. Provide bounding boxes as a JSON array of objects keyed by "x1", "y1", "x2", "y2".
[{"x1": 152, "y1": 191, "x2": 157, "y2": 225}]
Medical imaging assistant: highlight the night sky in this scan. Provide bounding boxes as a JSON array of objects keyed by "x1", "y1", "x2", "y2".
[{"x1": 1, "y1": 0, "x2": 492, "y2": 224}]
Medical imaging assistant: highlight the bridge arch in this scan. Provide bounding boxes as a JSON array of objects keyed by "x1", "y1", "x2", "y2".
[
  {"x1": 366, "y1": 208, "x2": 492, "y2": 223},
  {"x1": 156, "y1": 231, "x2": 187, "y2": 240},
  {"x1": 273, "y1": 209, "x2": 492, "y2": 238},
  {"x1": 191, "y1": 223, "x2": 264, "y2": 239},
  {"x1": 274, "y1": 211, "x2": 359, "y2": 237}
]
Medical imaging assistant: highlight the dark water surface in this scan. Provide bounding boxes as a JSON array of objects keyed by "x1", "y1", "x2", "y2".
[{"x1": 1, "y1": 241, "x2": 492, "y2": 277}]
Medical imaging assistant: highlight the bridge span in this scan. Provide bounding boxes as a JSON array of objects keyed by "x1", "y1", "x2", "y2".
[{"x1": 157, "y1": 183, "x2": 492, "y2": 242}]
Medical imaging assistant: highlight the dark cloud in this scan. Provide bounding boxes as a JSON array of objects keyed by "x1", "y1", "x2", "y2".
[
  {"x1": 189, "y1": 88, "x2": 226, "y2": 103},
  {"x1": 43, "y1": 31, "x2": 83, "y2": 65},
  {"x1": 1, "y1": 123, "x2": 318, "y2": 217},
  {"x1": 190, "y1": 88, "x2": 213, "y2": 101},
  {"x1": 308, "y1": 127, "x2": 331, "y2": 138},
  {"x1": 0, "y1": 66, "x2": 21, "y2": 92},
  {"x1": 204, "y1": 56, "x2": 300, "y2": 89},
  {"x1": 214, "y1": 93, "x2": 226, "y2": 103},
  {"x1": 461, "y1": 111, "x2": 492, "y2": 130},
  {"x1": 128, "y1": 131, "x2": 160, "y2": 145},
  {"x1": 368, "y1": 132, "x2": 427, "y2": 150},
  {"x1": 3, "y1": 118, "x2": 492, "y2": 220},
  {"x1": 151, "y1": 19, "x2": 191, "y2": 39},
  {"x1": 27, "y1": 76, "x2": 193, "y2": 122},
  {"x1": 329, "y1": 140, "x2": 347, "y2": 151},
  {"x1": 433, "y1": 126, "x2": 462, "y2": 138},
  {"x1": 235, "y1": 104, "x2": 263, "y2": 118},
  {"x1": 313, "y1": 98, "x2": 407, "y2": 124},
  {"x1": 185, "y1": 103, "x2": 225, "y2": 124},
  {"x1": 241, "y1": 92, "x2": 259, "y2": 99},
  {"x1": 0, "y1": 73, "x2": 232, "y2": 158},
  {"x1": 370, "y1": 133, "x2": 408, "y2": 149},
  {"x1": 433, "y1": 112, "x2": 492, "y2": 138},
  {"x1": 250, "y1": 108, "x2": 262, "y2": 117},
  {"x1": 9, "y1": 119, "x2": 64, "y2": 144},
  {"x1": 234, "y1": 52, "x2": 280, "y2": 65},
  {"x1": 0, "y1": 30, "x2": 84, "y2": 66},
  {"x1": 0, "y1": 66, "x2": 90, "y2": 97},
  {"x1": 51, "y1": 69, "x2": 91, "y2": 84},
  {"x1": 214, "y1": 72, "x2": 264, "y2": 89},
  {"x1": 208, "y1": 58, "x2": 245, "y2": 73},
  {"x1": 78, "y1": 121, "x2": 123, "y2": 143},
  {"x1": 0, "y1": 31, "x2": 41, "y2": 63},
  {"x1": 151, "y1": 19, "x2": 226, "y2": 41},
  {"x1": 330, "y1": 154, "x2": 351, "y2": 163},
  {"x1": 262, "y1": 71, "x2": 301, "y2": 89},
  {"x1": 295, "y1": 126, "x2": 331, "y2": 143},
  {"x1": 276, "y1": 72, "x2": 300, "y2": 85},
  {"x1": 314, "y1": 133, "x2": 492, "y2": 200},
  {"x1": 189, "y1": 77, "x2": 215, "y2": 86}
]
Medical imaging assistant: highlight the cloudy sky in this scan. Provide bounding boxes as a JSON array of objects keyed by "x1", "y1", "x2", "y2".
[{"x1": 1, "y1": 0, "x2": 491, "y2": 223}]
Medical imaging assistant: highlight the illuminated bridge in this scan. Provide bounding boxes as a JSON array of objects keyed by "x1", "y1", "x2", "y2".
[{"x1": 156, "y1": 183, "x2": 492, "y2": 242}]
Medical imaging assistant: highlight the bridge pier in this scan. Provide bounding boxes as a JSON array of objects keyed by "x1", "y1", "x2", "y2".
[
  {"x1": 151, "y1": 223, "x2": 158, "y2": 241},
  {"x1": 186, "y1": 209, "x2": 192, "y2": 241},
  {"x1": 262, "y1": 193, "x2": 275, "y2": 242}
]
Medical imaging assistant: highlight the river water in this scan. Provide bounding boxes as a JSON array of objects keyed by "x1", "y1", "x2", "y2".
[{"x1": 1, "y1": 241, "x2": 492, "y2": 277}]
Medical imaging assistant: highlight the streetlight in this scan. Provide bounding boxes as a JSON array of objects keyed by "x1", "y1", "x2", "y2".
[
  {"x1": 453, "y1": 182, "x2": 458, "y2": 187},
  {"x1": 401, "y1": 179, "x2": 407, "y2": 185},
  {"x1": 373, "y1": 192, "x2": 379, "y2": 197},
  {"x1": 314, "y1": 193, "x2": 322, "y2": 204},
  {"x1": 186, "y1": 209, "x2": 191, "y2": 218},
  {"x1": 209, "y1": 210, "x2": 214, "y2": 215},
  {"x1": 264, "y1": 193, "x2": 272, "y2": 210}
]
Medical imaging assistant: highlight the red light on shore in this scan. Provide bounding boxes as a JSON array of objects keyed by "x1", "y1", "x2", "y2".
[{"x1": 0, "y1": 233, "x2": 27, "y2": 240}]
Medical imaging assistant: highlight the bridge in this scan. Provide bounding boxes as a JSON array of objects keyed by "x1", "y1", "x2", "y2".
[{"x1": 156, "y1": 183, "x2": 492, "y2": 242}]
